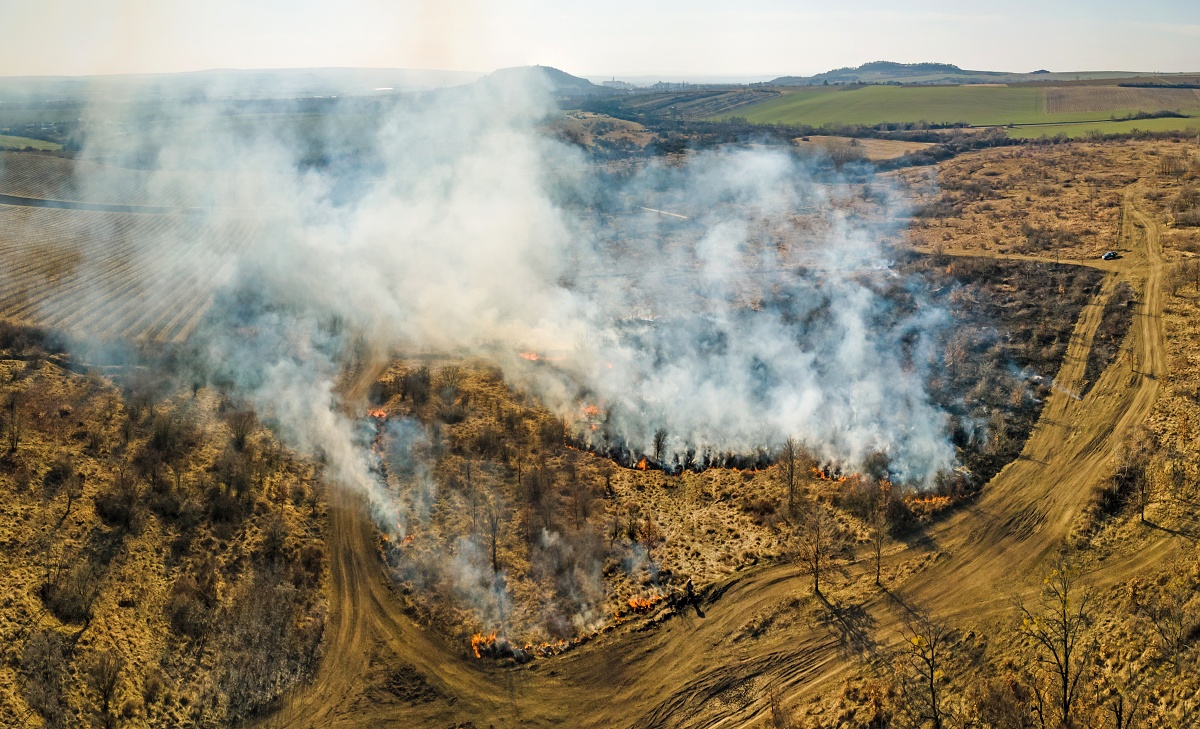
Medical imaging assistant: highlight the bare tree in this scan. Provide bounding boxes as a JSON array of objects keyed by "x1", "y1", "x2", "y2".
[
  {"x1": 1113, "y1": 427, "x2": 1154, "y2": 522},
  {"x1": 85, "y1": 649, "x2": 125, "y2": 729},
  {"x1": 1096, "y1": 663, "x2": 1144, "y2": 729},
  {"x1": 900, "y1": 613, "x2": 951, "y2": 729},
  {"x1": 1016, "y1": 553, "x2": 1093, "y2": 729},
  {"x1": 795, "y1": 503, "x2": 839, "y2": 596},
  {"x1": 464, "y1": 460, "x2": 478, "y2": 534},
  {"x1": 652, "y1": 427, "x2": 668, "y2": 466},
  {"x1": 20, "y1": 629, "x2": 69, "y2": 727},
  {"x1": 870, "y1": 484, "x2": 891, "y2": 587},
  {"x1": 779, "y1": 437, "x2": 800, "y2": 519},
  {"x1": 638, "y1": 515, "x2": 662, "y2": 565},
  {"x1": 1136, "y1": 561, "x2": 1198, "y2": 673},
  {"x1": 42, "y1": 457, "x2": 82, "y2": 528},
  {"x1": 485, "y1": 496, "x2": 504, "y2": 575},
  {"x1": 569, "y1": 475, "x2": 592, "y2": 529},
  {"x1": 5, "y1": 391, "x2": 19, "y2": 453},
  {"x1": 608, "y1": 510, "x2": 622, "y2": 549}
]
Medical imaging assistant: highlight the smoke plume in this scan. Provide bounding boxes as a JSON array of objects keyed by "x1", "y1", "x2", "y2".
[{"x1": 35, "y1": 70, "x2": 953, "y2": 531}]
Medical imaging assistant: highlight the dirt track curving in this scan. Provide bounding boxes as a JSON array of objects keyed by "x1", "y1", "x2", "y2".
[{"x1": 262, "y1": 187, "x2": 1173, "y2": 728}]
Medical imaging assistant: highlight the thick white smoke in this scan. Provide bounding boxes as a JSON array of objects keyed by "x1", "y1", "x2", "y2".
[{"x1": 54, "y1": 70, "x2": 953, "y2": 518}]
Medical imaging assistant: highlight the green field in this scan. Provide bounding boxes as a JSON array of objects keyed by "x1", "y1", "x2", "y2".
[
  {"x1": 720, "y1": 85, "x2": 1200, "y2": 130},
  {"x1": 0, "y1": 134, "x2": 61, "y2": 150},
  {"x1": 1006, "y1": 116, "x2": 1200, "y2": 139}
]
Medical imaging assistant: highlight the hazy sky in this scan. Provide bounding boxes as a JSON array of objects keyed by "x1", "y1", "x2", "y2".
[{"x1": 1, "y1": 0, "x2": 1197, "y2": 78}]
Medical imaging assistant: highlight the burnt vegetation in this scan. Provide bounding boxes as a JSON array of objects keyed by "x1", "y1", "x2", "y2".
[
  {"x1": 349, "y1": 238, "x2": 1115, "y2": 657},
  {"x1": 897, "y1": 254, "x2": 1105, "y2": 484},
  {"x1": 1082, "y1": 281, "x2": 1137, "y2": 397}
]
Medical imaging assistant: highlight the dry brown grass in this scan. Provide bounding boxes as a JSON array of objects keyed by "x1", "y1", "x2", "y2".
[
  {"x1": 552, "y1": 112, "x2": 654, "y2": 153},
  {"x1": 898, "y1": 140, "x2": 1200, "y2": 261},
  {"x1": 792, "y1": 135, "x2": 936, "y2": 161},
  {"x1": 0, "y1": 339, "x2": 329, "y2": 728}
]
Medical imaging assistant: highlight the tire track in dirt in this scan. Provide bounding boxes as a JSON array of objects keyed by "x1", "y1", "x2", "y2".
[{"x1": 263, "y1": 186, "x2": 1174, "y2": 728}]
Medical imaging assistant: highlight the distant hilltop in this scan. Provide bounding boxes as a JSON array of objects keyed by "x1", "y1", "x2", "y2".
[
  {"x1": 772, "y1": 61, "x2": 1013, "y2": 86},
  {"x1": 766, "y1": 61, "x2": 1148, "y2": 86},
  {"x1": 483, "y1": 65, "x2": 617, "y2": 97}
]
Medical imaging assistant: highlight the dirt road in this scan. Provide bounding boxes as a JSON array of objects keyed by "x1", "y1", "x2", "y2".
[{"x1": 262, "y1": 187, "x2": 1173, "y2": 728}]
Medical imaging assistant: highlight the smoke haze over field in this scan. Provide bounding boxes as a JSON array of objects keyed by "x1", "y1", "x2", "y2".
[{"x1": 27, "y1": 72, "x2": 954, "y2": 530}]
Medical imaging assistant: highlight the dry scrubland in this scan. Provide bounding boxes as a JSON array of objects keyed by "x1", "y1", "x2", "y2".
[
  {"x1": 0, "y1": 328, "x2": 329, "y2": 728},
  {"x1": 898, "y1": 141, "x2": 1200, "y2": 260},
  {"x1": 764, "y1": 139, "x2": 1200, "y2": 727},
  {"x1": 551, "y1": 112, "x2": 655, "y2": 158},
  {"x1": 265, "y1": 139, "x2": 1200, "y2": 729},
  {"x1": 363, "y1": 247, "x2": 1103, "y2": 654},
  {"x1": 792, "y1": 136, "x2": 936, "y2": 162},
  {"x1": 1, "y1": 137, "x2": 1200, "y2": 727}
]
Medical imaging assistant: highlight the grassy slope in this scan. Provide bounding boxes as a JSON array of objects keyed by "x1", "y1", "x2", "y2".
[
  {"x1": 1007, "y1": 115, "x2": 1200, "y2": 138},
  {"x1": 730, "y1": 86, "x2": 1046, "y2": 126},
  {"x1": 0, "y1": 135, "x2": 61, "y2": 151},
  {"x1": 724, "y1": 85, "x2": 1200, "y2": 132}
]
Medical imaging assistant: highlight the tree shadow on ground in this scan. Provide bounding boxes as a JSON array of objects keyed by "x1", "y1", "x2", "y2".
[{"x1": 815, "y1": 591, "x2": 877, "y2": 659}]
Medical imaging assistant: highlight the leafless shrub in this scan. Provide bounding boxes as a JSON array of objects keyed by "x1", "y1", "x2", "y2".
[
  {"x1": 20, "y1": 629, "x2": 70, "y2": 728},
  {"x1": 84, "y1": 649, "x2": 125, "y2": 729},
  {"x1": 42, "y1": 555, "x2": 101, "y2": 623},
  {"x1": 226, "y1": 409, "x2": 257, "y2": 451},
  {"x1": 94, "y1": 465, "x2": 141, "y2": 530}
]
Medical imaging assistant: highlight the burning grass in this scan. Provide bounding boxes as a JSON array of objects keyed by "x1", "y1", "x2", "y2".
[{"x1": 362, "y1": 344, "x2": 1061, "y2": 658}]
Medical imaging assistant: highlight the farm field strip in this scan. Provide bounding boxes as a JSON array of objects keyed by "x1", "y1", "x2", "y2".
[
  {"x1": 137, "y1": 252, "x2": 237, "y2": 341},
  {"x1": 85, "y1": 219, "x2": 251, "y2": 340},
  {"x1": 1007, "y1": 115, "x2": 1200, "y2": 139},
  {"x1": 0, "y1": 233, "x2": 143, "y2": 317},
  {"x1": 0, "y1": 202, "x2": 258, "y2": 340},
  {"x1": 0, "y1": 152, "x2": 214, "y2": 208},
  {"x1": 0, "y1": 211, "x2": 170, "y2": 318},
  {"x1": 62, "y1": 222, "x2": 249, "y2": 339},
  {"x1": 0, "y1": 135, "x2": 62, "y2": 151},
  {"x1": 170, "y1": 293, "x2": 216, "y2": 342},
  {"x1": 719, "y1": 84, "x2": 1200, "y2": 132},
  {"x1": 8, "y1": 215, "x2": 177, "y2": 314},
  {"x1": 53, "y1": 253, "x2": 194, "y2": 335},
  {"x1": 1045, "y1": 86, "x2": 1200, "y2": 114}
]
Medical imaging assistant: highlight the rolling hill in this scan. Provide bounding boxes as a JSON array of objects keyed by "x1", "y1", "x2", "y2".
[{"x1": 768, "y1": 60, "x2": 1156, "y2": 86}]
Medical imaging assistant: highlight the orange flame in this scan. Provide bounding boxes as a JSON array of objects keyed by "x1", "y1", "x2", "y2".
[
  {"x1": 810, "y1": 466, "x2": 850, "y2": 483},
  {"x1": 627, "y1": 594, "x2": 663, "y2": 613},
  {"x1": 368, "y1": 408, "x2": 387, "y2": 418},
  {"x1": 519, "y1": 352, "x2": 541, "y2": 361},
  {"x1": 636, "y1": 458, "x2": 648, "y2": 471},
  {"x1": 471, "y1": 631, "x2": 497, "y2": 658}
]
